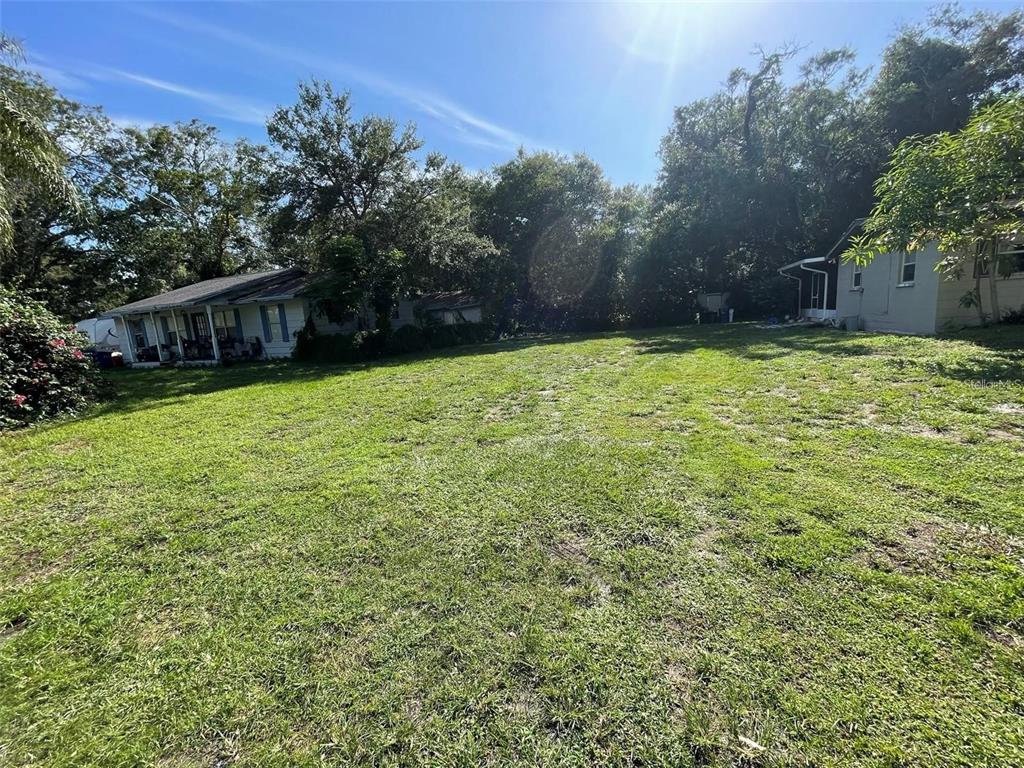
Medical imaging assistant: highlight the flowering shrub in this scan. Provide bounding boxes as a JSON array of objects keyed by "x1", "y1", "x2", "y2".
[{"x1": 1, "y1": 286, "x2": 97, "y2": 428}]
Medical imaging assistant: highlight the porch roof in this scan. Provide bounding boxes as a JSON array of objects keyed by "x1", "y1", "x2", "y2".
[
  {"x1": 778, "y1": 256, "x2": 828, "y2": 274},
  {"x1": 101, "y1": 268, "x2": 306, "y2": 317}
]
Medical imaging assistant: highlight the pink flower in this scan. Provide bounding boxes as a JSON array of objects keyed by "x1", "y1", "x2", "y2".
[
  {"x1": 48, "y1": 338, "x2": 67, "y2": 348},
  {"x1": 12, "y1": 394, "x2": 27, "y2": 406},
  {"x1": 72, "y1": 349, "x2": 85, "y2": 360}
]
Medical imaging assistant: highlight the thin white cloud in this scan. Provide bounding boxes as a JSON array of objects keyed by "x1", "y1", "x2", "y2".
[
  {"x1": 26, "y1": 55, "x2": 89, "y2": 92},
  {"x1": 107, "y1": 114, "x2": 159, "y2": 131},
  {"x1": 130, "y1": 4, "x2": 546, "y2": 152},
  {"x1": 87, "y1": 66, "x2": 271, "y2": 126}
]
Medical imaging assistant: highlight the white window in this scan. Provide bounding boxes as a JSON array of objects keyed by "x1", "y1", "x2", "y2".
[
  {"x1": 899, "y1": 252, "x2": 916, "y2": 285},
  {"x1": 266, "y1": 307, "x2": 282, "y2": 341},
  {"x1": 996, "y1": 240, "x2": 1024, "y2": 276},
  {"x1": 212, "y1": 310, "x2": 240, "y2": 341},
  {"x1": 852, "y1": 263, "x2": 863, "y2": 289},
  {"x1": 130, "y1": 318, "x2": 148, "y2": 349},
  {"x1": 192, "y1": 312, "x2": 211, "y2": 339}
]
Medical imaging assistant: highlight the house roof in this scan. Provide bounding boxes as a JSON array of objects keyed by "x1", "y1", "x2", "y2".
[
  {"x1": 101, "y1": 268, "x2": 306, "y2": 316},
  {"x1": 778, "y1": 256, "x2": 827, "y2": 273},
  {"x1": 822, "y1": 218, "x2": 866, "y2": 263},
  {"x1": 417, "y1": 291, "x2": 480, "y2": 311},
  {"x1": 778, "y1": 218, "x2": 867, "y2": 275},
  {"x1": 229, "y1": 271, "x2": 319, "y2": 304}
]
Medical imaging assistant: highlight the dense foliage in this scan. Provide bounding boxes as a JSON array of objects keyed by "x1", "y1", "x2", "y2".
[
  {"x1": 847, "y1": 96, "x2": 1024, "y2": 320},
  {"x1": 294, "y1": 313, "x2": 492, "y2": 363},
  {"x1": 0, "y1": 285, "x2": 96, "y2": 428},
  {"x1": 1, "y1": 5, "x2": 1022, "y2": 330},
  {"x1": 640, "y1": 7, "x2": 1024, "y2": 322}
]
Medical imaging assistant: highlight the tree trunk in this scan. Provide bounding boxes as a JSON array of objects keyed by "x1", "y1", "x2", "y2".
[
  {"x1": 987, "y1": 239, "x2": 1001, "y2": 324},
  {"x1": 973, "y1": 253, "x2": 985, "y2": 326}
]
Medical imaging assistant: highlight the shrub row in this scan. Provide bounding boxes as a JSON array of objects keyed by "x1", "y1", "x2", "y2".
[
  {"x1": 1, "y1": 286, "x2": 97, "y2": 428},
  {"x1": 294, "y1": 322, "x2": 493, "y2": 363}
]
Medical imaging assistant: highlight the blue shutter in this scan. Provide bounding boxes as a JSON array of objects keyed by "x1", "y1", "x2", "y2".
[
  {"x1": 260, "y1": 306, "x2": 272, "y2": 341},
  {"x1": 233, "y1": 308, "x2": 243, "y2": 339},
  {"x1": 278, "y1": 304, "x2": 289, "y2": 341},
  {"x1": 160, "y1": 316, "x2": 170, "y2": 342}
]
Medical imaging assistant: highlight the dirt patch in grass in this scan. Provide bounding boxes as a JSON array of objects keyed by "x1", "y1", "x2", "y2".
[
  {"x1": 1, "y1": 613, "x2": 30, "y2": 639},
  {"x1": 856, "y1": 520, "x2": 1023, "y2": 576},
  {"x1": 988, "y1": 426, "x2": 1024, "y2": 444},
  {"x1": 900, "y1": 423, "x2": 963, "y2": 442},
  {"x1": 992, "y1": 403, "x2": 1024, "y2": 415},
  {"x1": 984, "y1": 625, "x2": 1024, "y2": 650},
  {"x1": 485, "y1": 394, "x2": 531, "y2": 422},
  {"x1": 10, "y1": 549, "x2": 68, "y2": 588},
  {"x1": 50, "y1": 437, "x2": 91, "y2": 455},
  {"x1": 549, "y1": 532, "x2": 611, "y2": 607},
  {"x1": 689, "y1": 527, "x2": 726, "y2": 567}
]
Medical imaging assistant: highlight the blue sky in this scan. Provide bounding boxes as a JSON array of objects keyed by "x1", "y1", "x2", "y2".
[{"x1": 3, "y1": 1, "x2": 1018, "y2": 184}]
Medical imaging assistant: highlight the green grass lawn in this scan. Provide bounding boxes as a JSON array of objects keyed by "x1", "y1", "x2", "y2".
[{"x1": 2, "y1": 324, "x2": 1023, "y2": 767}]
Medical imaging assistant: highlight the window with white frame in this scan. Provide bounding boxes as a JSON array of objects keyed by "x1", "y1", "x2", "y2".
[
  {"x1": 162, "y1": 316, "x2": 179, "y2": 347},
  {"x1": 192, "y1": 312, "x2": 211, "y2": 339},
  {"x1": 899, "y1": 252, "x2": 916, "y2": 285},
  {"x1": 852, "y1": 263, "x2": 863, "y2": 289},
  {"x1": 130, "y1": 318, "x2": 148, "y2": 349},
  {"x1": 266, "y1": 307, "x2": 282, "y2": 341},
  {"x1": 212, "y1": 310, "x2": 239, "y2": 341},
  {"x1": 996, "y1": 240, "x2": 1024, "y2": 276}
]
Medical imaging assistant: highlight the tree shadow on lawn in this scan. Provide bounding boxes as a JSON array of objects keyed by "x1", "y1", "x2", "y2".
[
  {"x1": 629, "y1": 324, "x2": 878, "y2": 361},
  {"x1": 90, "y1": 334, "x2": 587, "y2": 420},
  {"x1": 632, "y1": 322, "x2": 1024, "y2": 385},
  {"x1": 90, "y1": 323, "x2": 1024, "y2": 421}
]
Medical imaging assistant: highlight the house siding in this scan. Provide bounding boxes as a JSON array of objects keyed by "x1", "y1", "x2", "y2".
[
  {"x1": 835, "y1": 245, "x2": 942, "y2": 335},
  {"x1": 240, "y1": 298, "x2": 307, "y2": 358},
  {"x1": 934, "y1": 267, "x2": 1024, "y2": 331}
]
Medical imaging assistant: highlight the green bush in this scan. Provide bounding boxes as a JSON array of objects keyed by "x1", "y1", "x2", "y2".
[
  {"x1": 387, "y1": 324, "x2": 427, "y2": 355},
  {"x1": 293, "y1": 332, "x2": 360, "y2": 363},
  {"x1": 1002, "y1": 305, "x2": 1024, "y2": 325},
  {"x1": 1, "y1": 286, "x2": 97, "y2": 428},
  {"x1": 425, "y1": 324, "x2": 461, "y2": 349},
  {"x1": 455, "y1": 322, "x2": 492, "y2": 345},
  {"x1": 353, "y1": 329, "x2": 387, "y2": 359},
  {"x1": 293, "y1": 321, "x2": 491, "y2": 363}
]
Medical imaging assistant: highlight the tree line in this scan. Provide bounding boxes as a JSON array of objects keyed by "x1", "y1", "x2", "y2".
[{"x1": 2, "y1": 5, "x2": 1022, "y2": 330}]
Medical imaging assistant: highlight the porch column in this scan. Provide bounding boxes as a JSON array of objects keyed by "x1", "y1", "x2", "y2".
[
  {"x1": 119, "y1": 315, "x2": 136, "y2": 363},
  {"x1": 169, "y1": 307, "x2": 186, "y2": 361},
  {"x1": 205, "y1": 304, "x2": 221, "y2": 362},
  {"x1": 149, "y1": 311, "x2": 165, "y2": 362}
]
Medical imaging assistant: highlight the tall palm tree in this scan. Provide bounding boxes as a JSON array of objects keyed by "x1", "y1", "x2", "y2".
[{"x1": 0, "y1": 34, "x2": 81, "y2": 252}]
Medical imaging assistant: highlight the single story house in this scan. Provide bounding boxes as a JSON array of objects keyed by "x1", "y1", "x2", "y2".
[
  {"x1": 776, "y1": 220, "x2": 857, "y2": 323},
  {"x1": 780, "y1": 219, "x2": 1024, "y2": 335},
  {"x1": 100, "y1": 268, "x2": 484, "y2": 365}
]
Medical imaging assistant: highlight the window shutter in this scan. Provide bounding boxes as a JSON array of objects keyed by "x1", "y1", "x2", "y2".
[
  {"x1": 233, "y1": 308, "x2": 243, "y2": 338},
  {"x1": 278, "y1": 304, "x2": 289, "y2": 341},
  {"x1": 260, "y1": 306, "x2": 272, "y2": 341},
  {"x1": 140, "y1": 319, "x2": 149, "y2": 346},
  {"x1": 160, "y1": 316, "x2": 170, "y2": 341}
]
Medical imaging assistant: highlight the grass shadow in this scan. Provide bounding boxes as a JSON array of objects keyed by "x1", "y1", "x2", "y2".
[
  {"x1": 629, "y1": 323, "x2": 877, "y2": 361},
  {"x1": 84, "y1": 322, "x2": 1024, "y2": 424}
]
